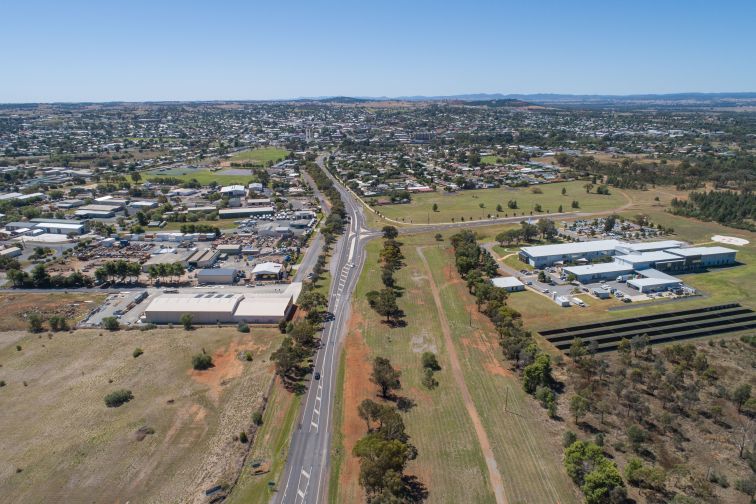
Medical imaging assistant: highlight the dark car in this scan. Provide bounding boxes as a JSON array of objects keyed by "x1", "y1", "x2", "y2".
[{"x1": 314, "y1": 371, "x2": 321, "y2": 380}]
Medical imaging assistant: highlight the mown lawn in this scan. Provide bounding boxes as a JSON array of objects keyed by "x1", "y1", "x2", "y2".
[
  {"x1": 377, "y1": 181, "x2": 627, "y2": 224},
  {"x1": 150, "y1": 170, "x2": 257, "y2": 186},
  {"x1": 229, "y1": 147, "x2": 289, "y2": 165}
]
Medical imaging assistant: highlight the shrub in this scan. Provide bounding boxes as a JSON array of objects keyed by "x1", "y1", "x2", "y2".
[
  {"x1": 421, "y1": 368, "x2": 438, "y2": 389},
  {"x1": 0, "y1": 380, "x2": 6, "y2": 387},
  {"x1": 28, "y1": 313, "x2": 44, "y2": 333},
  {"x1": 180, "y1": 313, "x2": 193, "y2": 330},
  {"x1": 244, "y1": 351, "x2": 253, "y2": 362},
  {"x1": 133, "y1": 348, "x2": 144, "y2": 358},
  {"x1": 104, "y1": 389, "x2": 134, "y2": 408},
  {"x1": 237, "y1": 322, "x2": 250, "y2": 333},
  {"x1": 16, "y1": 345, "x2": 22, "y2": 352},
  {"x1": 239, "y1": 431, "x2": 249, "y2": 443},
  {"x1": 192, "y1": 352, "x2": 213, "y2": 370},
  {"x1": 102, "y1": 317, "x2": 120, "y2": 331},
  {"x1": 563, "y1": 431, "x2": 578, "y2": 448},
  {"x1": 421, "y1": 352, "x2": 441, "y2": 371},
  {"x1": 252, "y1": 411, "x2": 263, "y2": 426}
]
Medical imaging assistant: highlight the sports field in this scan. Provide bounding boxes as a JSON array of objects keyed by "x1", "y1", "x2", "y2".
[
  {"x1": 229, "y1": 147, "x2": 289, "y2": 165},
  {"x1": 149, "y1": 169, "x2": 257, "y2": 186},
  {"x1": 330, "y1": 233, "x2": 579, "y2": 503},
  {"x1": 376, "y1": 181, "x2": 628, "y2": 224},
  {"x1": 0, "y1": 326, "x2": 282, "y2": 503}
]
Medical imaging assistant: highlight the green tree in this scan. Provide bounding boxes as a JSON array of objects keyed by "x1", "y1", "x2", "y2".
[
  {"x1": 522, "y1": 354, "x2": 553, "y2": 394},
  {"x1": 570, "y1": 394, "x2": 590, "y2": 424},
  {"x1": 27, "y1": 313, "x2": 44, "y2": 333},
  {"x1": 371, "y1": 357, "x2": 401, "y2": 398},
  {"x1": 421, "y1": 352, "x2": 441, "y2": 371},
  {"x1": 382, "y1": 226, "x2": 398, "y2": 240},
  {"x1": 180, "y1": 313, "x2": 193, "y2": 330},
  {"x1": 733, "y1": 383, "x2": 752, "y2": 412}
]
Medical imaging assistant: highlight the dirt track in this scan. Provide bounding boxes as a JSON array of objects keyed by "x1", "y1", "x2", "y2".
[{"x1": 417, "y1": 247, "x2": 508, "y2": 504}]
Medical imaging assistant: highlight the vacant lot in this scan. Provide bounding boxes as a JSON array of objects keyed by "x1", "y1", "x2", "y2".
[
  {"x1": 228, "y1": 147, "x2": 289, "y2": 165},
  {"x1": 0, "y1": 326, "x2": 281, "y2": 503},
  {"x1": 331, "y1": 233, "x2": 579, "y2": 503},
  {"x1": 0, "y1": 292, "x2": 105, "y2": 333},
  {"x1": 376, "y1": 181, "x2": 628, "y2": 224}
]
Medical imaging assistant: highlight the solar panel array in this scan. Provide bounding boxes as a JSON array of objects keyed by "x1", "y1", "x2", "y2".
[{"x1": 540, "y1": 304, "x2": 755, "y2": 353}]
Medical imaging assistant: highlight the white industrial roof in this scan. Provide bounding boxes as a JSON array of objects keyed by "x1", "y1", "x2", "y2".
[
  {"x1": 617, "y1": 240, "x2": 684, "y2": 252},
  {"x1": 669, "y1": 246, "x2": 737, "y2": 257},
  {"x1": 234, "y1": 295, "x2": 292, "y2": 317},
  {"x1": 564, "y1": 262, "x2": 634, "y2": 275},
  {"x1": 34, "y1": 222, "x2": 84, "y2": 230},
  {"x1": 221, "y1": 184, "x2": 246, "y2": 192},
  {"x1": 491, "y1": 276, "x2": 524, "y2": 289},
  {"x1": 628, "y1": 277, "x2": 681, "y2": 287},
  {"x1": 615, "y1": 251, "x2": 683, "y2": 264},
  {"x1": 521, "y1": 239, "x2": 619, "y2": 258},
  {"x1": 252, "y1": 262, "x2": 283, "y2": 275},
  {"x1": 144, "y1": 293, "x2": 243, "y2": 314},
  {"x1": 635, "y1": 268, "x2": 681, "y2": 281}
]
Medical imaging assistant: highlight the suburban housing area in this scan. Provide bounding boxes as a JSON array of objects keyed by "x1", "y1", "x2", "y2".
[{"x1": 0, "y1": 97, "x2": 754, "y2": 504}]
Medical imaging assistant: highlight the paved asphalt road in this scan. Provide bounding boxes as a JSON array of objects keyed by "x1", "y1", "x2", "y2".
[
  {"x1": 276, "y1": 156, "x2": 377, "y2": 504},
  {"x1": 275, "y1": 155, "x2": 632, "y2": 503}
]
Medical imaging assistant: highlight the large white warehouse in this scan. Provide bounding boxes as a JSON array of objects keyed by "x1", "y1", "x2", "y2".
[{"x1": 143, "y1": 291, "x2": 295, "y2": 324}]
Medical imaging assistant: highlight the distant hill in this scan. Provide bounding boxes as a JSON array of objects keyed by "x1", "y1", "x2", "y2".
[
  {"x1": 288, "y1": 92, "x2": 756, "y2": 108},
  {"x1": 459, "y1": 98, "x2": 532, "y2": 108}
]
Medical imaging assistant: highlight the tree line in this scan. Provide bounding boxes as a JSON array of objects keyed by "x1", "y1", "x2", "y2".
[
  {"x1": 670, "y1": 190, "x2": 756, "y2": 231},
  {"x1": 366, "y1": 226, "x2": 405, "y2": 325},
  {"x1": 450, "y1": 229, "x2": 627, "y2": 501}
]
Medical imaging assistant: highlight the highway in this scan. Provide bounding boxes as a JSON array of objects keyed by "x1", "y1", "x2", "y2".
[
  {"x1": 273, "y1": 154, "x2": 636, "y2": 503},
  {"x1": 276, "y1": 155, "x2": 377, "y2": 504}
]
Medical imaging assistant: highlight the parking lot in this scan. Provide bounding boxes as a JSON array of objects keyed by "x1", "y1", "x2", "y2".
[{"x1": 509, "y1": 266, "x2": 693, "y2": 308}]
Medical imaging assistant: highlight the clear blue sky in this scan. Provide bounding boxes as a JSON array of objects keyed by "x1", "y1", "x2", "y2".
[{"x1": 2, "y1": 0, "x2": 754, "y2": 102}]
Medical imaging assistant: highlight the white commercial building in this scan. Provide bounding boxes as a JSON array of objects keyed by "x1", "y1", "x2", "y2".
[
  {"x1": 143, "y1": 291, "x2": 294, "y2": 324},
  {"x1": 197, "y1": 268, "x2": 237, "y2": 284},
  {"x1": 144, "y1": 293, "x2": 243, "y2": 324},
  {"x1": 491, "y1": 276, "x2": 525, "y2": 292}
]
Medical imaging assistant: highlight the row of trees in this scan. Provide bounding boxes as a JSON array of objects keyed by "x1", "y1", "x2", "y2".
[
  {"x1": 353, "y1": 356, "x2": 425, "y2": 502},
  {"x1": 366, "y1": 226, "x2": 404, "y2": 325},
  {"x1": 145, "y1": 262, "x2": 185, "y2": 284},
  {"x1": 7, "y1": 264, "x2": 92, "y2": 288},
  {"x1": 494, "y1": 219, "x2": 557, "y2": 246},
  {"x1": 94, "y1": 260, "x2": 142, "y2": 284}
]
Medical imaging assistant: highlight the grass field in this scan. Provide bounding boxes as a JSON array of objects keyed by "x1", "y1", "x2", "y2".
[
  {"x1": 150, "y1": 169, "x2": 257, "y2": 186},
  {"x1": 229, "y1": 147, "x2": 289, "y2": 165},
  {"x1": 376, "y1": 181, "x2": 628, "y2": 224},
  {"x1": 480, "y1": 155, "x2": 504, "y2": 165},
  {"x1": 0, "y1": 326, "x2": 282, "y2": 503},
  {"x1": 331, "y1": 233, "x2": 579, "y2": 503}
]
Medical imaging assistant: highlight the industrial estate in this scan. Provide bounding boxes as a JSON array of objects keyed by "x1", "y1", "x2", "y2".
[
  {"x1": 1, "y1": 6, "x2": 755, "y2": 500},
  {"x1": 1, "y1": 96, "x2": 754, "y2": 504}
]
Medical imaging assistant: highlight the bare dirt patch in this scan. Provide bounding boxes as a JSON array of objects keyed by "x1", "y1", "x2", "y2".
[
  {"x1": 338, "y1": 311, "x2": 371, "y2": 503},
  {"x1": 0, "y1": 292, "x2": 105, "y2": 332}
]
